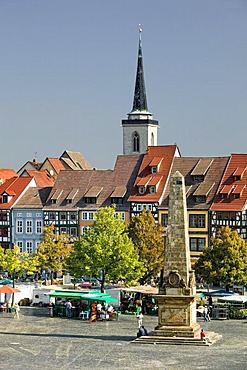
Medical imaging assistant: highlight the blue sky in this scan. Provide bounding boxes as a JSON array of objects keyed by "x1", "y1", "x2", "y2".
[{"x1": 0, "y1": 0, "x2": 247, "y2": 171}]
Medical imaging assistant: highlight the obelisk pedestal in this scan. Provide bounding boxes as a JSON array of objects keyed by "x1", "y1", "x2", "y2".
[{"x1": 150, "y1": 171, "x2": 200, "y2": 339}]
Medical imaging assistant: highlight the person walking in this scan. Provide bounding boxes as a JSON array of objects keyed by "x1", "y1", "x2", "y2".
[
  {"x1": 6, "y1": 301, "x2": 12, "y2": 313},
  {"x1": 13, "y1": 303, "x2": 20, "y2": 319}
]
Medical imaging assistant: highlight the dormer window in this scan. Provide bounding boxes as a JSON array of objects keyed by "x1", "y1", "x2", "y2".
[
  {"x1": 2, "y1": 195, "x2": 8, "y2": 203},
  {"x1": 149, "y1": 186, "x2": 156, "y2": 194},
  {"x1": 193, "y1": 175, "x2": 204, "y2": 183},
  {"x1": 149, "y1": 157, "x2": 163, "y2": 174},
  {"x1": 233, "y1": 167, "x2": 246, "y2": 181},
  {"x1": 84, "y1": 186, "x2": 102, "y2": 204},
  {"x1": 138, "y1": 186, "x2": 145, "y2": 195}
]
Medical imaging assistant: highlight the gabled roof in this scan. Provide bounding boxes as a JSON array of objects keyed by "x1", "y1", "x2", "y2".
[
  {"x1": 0, "y1": 176, "x2": 36, "y2": 209},
  {"x1": 128, "y1": 145, "x2": 179, "y2": 203},
  {"x1": 17, "y1": 160, "x2": 42, "y2": 175},
  {"x1": 211, "y1": 154, "x2": 247, "y2": 211},
  {"x1": 43, "y1": 154, "x2": 142, "y2": 210},
  {"x1": 161, "y1": 156, "x2": 229, "y2": 210},
  {"x1": 22, "y1": 170, "x2": 55, "y2": 187},
  {"x1": 60, "y1": 151, "x2": 92, "y2": 170},
  {"x1": 40, "y1": 157, "x2": 65, "y2": 174},
  {"x1": 14, "y1": 187, "x2": 52, "y2": 209},
  {"x1": 0, "y1": 169, "x2": 18, "y2": 184}
]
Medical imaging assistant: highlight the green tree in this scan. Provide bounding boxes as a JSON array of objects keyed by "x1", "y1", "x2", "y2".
[
  {"x1": 36, "y1": 224, "x2": 73, "y2": 284},
  {"x1": 195, "y1": 226, "x2": 247, "y2": 289},
  {"x1": 66, "y1": 206, "x2": 143, "y2": 292},
  {"x1": 0, "y1": 245, "x2": 38, "y2": 285},
  {"x1": 128, "y1": 209, "x2": 165, "y2": 285}
]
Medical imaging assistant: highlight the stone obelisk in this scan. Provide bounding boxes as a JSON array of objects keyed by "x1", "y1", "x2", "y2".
[{"x1": 151, "y1": 171, "x2": 201, "y2": 338}]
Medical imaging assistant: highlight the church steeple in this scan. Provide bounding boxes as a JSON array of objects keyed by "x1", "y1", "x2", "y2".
[
  {"x1": 131, "y1": 26, "x2": 148, "y2": 113},
  {"x1": 122, "y1": 26, "x2": 159, "y2": 155}
]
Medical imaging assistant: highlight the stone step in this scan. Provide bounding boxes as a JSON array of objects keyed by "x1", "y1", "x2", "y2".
[{"x1": 131, "y1": 332, "x2": 222, "y2": 346}]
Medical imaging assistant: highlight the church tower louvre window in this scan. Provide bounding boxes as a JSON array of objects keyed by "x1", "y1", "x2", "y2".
[{"x1": 122, "y1": 25, "x2": 159, "y2": 155}]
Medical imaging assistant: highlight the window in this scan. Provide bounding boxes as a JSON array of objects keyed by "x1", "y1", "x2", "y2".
[
  {"x1": 60, "y1": 227, "x2": 67, "y2": 234},
  {"x1": 195, "y1": 196, "x2": 206, "y2": 203},
  {"x1": 111, "y1": 198, "x2": 123, "y2": 204},
  {"x1": 17, "y1": 213, "x2": 22, "y2": 217},
  {"x1": 60, "y1": 212, "x2": 66, "y2": 221},
  {"x1": 0, "y1": 227, "x2": 8, "y2": 237},
  {"x1": 36, "y1": 213, "x2": 42, "y2": 217},
  {"x1": 70, "y1": 213, "x2": 76, "y2": 221},
  {"x1": 115, "y1": 212, "x2": 125, "y2": 221},
  {"x1": 189, "y1": 214, "x2": 205, "y2": 228},
  {"x1": 193, "y1": 175, "x2": 204, "y2": 183},
  {"x1": 149, "y1": 186, "x2": 156, "y2": 194},
  {"x1": 161, "y1": 214, "x2": 168, "y2": 227},
  {"x1": 138, "y1": 186, "x2": 145, "y2": 195},
  {"x1": 2, "y1": 195, "x2": 8, "y2": 203},
  {"x1": 82, "y1": 212, "x2": 94, "y2": 220},
  {"x1": 133, "y1": 132, "x2": 140, "y2": 152},
  {"x1": 17, "y1": 220, "x2": 23, "y2": 234},
  {"x1": 26, "y1": 213, "x2": 32, "y2": 217},
  {"x1": 70, "y1": 227, "x2": 77, "y2": 237},
  {"x1": 151, "y1": 166, "x2": 157, "y2": 174},
  {"x1": 26, "y1": 241, "x2": 33, "y2": 254},
  {"x1": 16, "y1": 241, "x2": 23, "y2": 252},
  {"x1": 36, "y1": 220, "x2": 42, "y2": 234},
  {"x1": 190, "y1": 238, "x2": 206, "y2": 251},
  {"x1": 49, "y1": 213, "x2": 56, "y2": 221},
  {"x1": 85, "y1": 197, "x2": 96, "y2": 204},
  {"x1": 26, "y1": 220, "x2": 33, "y2": 234},
  {"x1": 0, "y1": 212, "x2": 7, "y2": 221},
  {"x1": 82, "y1": 226, "x2": 90, "y2": 234}
]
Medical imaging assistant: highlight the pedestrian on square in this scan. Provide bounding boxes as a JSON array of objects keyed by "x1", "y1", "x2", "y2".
[
  {"x1": 136, "y1": 303, "x2": 143, "y2": 328},
  {"x1": 203, "y1": 305, "x2": 209, "y2": 322},
  {"x1": 13, "y1": 303, "x2": 20, "y2": 319},
  {"x1": 6, "y1": 301, "x2": 11, "y2": 313},
  {"x1": 65, "y1": 299, "x2": 72, "y2": 318}
]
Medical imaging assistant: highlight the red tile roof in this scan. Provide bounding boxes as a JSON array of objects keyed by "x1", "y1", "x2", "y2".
[
  {"x1": 0, "y1": 177, "x2": 35, "y2": 209},
  {"x1": 47, "y1": 158, "x2": 66, "y2": 173},
  {"x1": 25, "y1": 170, "x2": 55, "y2": 187},
  {"x1": 211, "y1": 154, "x2": 247, "y2": 211},
  {"x1": 128, "y1": 145, "x2": 178, "y2": 203},
  {"x1": 0, "y1": 169, "x2": 18, "y2": 183}
]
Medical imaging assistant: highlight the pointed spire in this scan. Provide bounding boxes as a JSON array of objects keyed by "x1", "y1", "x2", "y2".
[{"x1": 131, "y1": 25, "x2": 149, "y2": 113}]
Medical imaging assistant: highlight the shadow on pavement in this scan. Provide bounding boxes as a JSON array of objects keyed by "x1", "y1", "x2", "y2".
[{"x1": 0, "y1": 331, "x2": 135, "y2": 342}]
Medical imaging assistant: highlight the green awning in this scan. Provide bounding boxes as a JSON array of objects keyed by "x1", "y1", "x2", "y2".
[{"x1": 49, "y1": 290, "x2": 117, "y2": 302}]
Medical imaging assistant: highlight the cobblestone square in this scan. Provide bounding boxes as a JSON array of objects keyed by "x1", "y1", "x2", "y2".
[{"x1": 0, "y1": 307, "x2": 246, "y2": 370}]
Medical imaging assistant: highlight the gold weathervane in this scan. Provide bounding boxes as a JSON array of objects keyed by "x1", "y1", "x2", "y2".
[{"x1": 139, "y1": 24, "x2": 142, "y2": 33}]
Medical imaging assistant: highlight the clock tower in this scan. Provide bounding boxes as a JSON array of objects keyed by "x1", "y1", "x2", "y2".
[{"x1": 122, "y1": 26, "x2": 159, "y2": 155}]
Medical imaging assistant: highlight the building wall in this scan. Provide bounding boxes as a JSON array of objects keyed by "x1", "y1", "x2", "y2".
[
  {"x1": 123, "y1": 123, "x2": 158, "y2": 155},
  {"x1": 12, "y1": 208, "x2": 44, "y2": 253}
]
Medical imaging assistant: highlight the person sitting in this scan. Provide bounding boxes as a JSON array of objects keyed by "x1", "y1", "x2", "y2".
[
  {"x1": 200, "y1": 329, "x2": 210, "y2": 342},
  {"x1": 107, "y1": 305, "x2": 118, "y2": 320},
  {"x1": 137, "y1": 325, "x2": 148, "y2": 338}
]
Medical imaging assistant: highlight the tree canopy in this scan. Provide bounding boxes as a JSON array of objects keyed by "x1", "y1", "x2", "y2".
[
  {"x1": 36, "y1": 224, "x2": 73, "y2": 284},
  {"x1": 195, "y1": 226, "x2": 247, "y2": 288},
  {"x1": 0, "y1": 245, "x2": 38, "y2": 285},
  {"x1": 128, "y1": 209, "x2": 165, "y2": 285},
  {"x1": 66, "y1": 206, "x2": 144, "y2": 292}
]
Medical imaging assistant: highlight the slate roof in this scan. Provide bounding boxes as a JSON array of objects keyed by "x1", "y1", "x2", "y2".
[
  {"x1": 211, "y1": 153, "x2": 247, "y2": 211},
  {"x1": 60, "y1": 151, "x2": 92, "y2": 170},
  {"x1": 0, "y1": 177, "x2": 35, "y2": 209},
  {"x1": 43, "y1": 154, "x2": 142, "y2": 211},
  {"x1": 14, "y1": 187, "x2": 52, "y2": 209},
  {"x1": 0, "y1": 169, "x2": 18, "y2": 184},
  {"x1": 160, "y1": 156, "x2": 229, "y2": 210},
  {"x1": 128, "y1": 145, "x2": 179, "y2": 203},
  {"x1": 22, "y1": 170, "x2": 55, "y2": 187}
]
